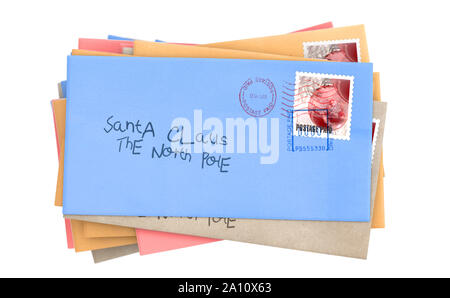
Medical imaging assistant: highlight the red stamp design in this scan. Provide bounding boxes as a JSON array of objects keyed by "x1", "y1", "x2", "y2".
[
  {"x1": 292, "y1": 72, "x2": 354, "y2": 140},
  {"x1": 303, "y1": 39, "x2": 361, "y2": 62}
]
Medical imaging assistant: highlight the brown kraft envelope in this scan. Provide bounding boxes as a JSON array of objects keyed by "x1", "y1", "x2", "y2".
[{"x1": 91, "y1": 244, "x2": 139, "y2": 264}]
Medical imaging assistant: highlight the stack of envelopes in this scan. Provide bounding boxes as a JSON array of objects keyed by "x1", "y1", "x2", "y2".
[{"x1": 51, "y1": 22, "x2": 388, "y2": 263}]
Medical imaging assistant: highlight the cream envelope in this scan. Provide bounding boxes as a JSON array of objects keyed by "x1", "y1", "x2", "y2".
[{"x1": 65, "y1": 44, "x2": 386, "y2": 258}]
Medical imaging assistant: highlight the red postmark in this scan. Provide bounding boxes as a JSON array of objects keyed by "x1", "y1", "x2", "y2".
[{"x1": 239, "y1": 77, "x2": 277, "y2": 117}]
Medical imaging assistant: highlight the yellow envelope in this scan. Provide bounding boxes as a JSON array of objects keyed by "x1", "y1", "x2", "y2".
[
  {"x1": 373, "y1": 166, "x2": 385, "y2": 228},
  {"x1": 202, "y1": 25, "x2": 370, "y2": 63},
  {"x1": 71, "y1": 220, "x2": 136, "y2": 253},
  {"x1": 133, "y1": 40, "x2": 322, "y2": 61},
  {"x1": 52, "y1": 99, "x2": 65, "y2": 207},
  {"x1": 84, "y1": 222, "x2": 136, "y2": 238}
]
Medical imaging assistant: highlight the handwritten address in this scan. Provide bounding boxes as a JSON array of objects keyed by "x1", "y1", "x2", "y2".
[{"x1": 104, "y1": 116, "x2": 231, "y2": 173}]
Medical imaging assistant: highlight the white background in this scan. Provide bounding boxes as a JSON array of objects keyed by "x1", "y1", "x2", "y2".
[{"x1": 0, "y1": 0, "x2": 449, "y2": 278}]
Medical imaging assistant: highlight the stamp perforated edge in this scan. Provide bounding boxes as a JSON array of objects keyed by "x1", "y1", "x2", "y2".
[
  {"x1": 372, "y1": 118, "x2": 380, "y2": 164},
  {"x1": 294, "y1": 71, "x2": 354, "y2": 141},
  {"x1": 303, "y1": 38, "x2": 361, "y2": 62}
]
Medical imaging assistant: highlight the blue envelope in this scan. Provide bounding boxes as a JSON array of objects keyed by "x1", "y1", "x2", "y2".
[
  {"x1": 63, "y1": 56, "x2": 373, "y2": 221},
  {"x1": 59, "y1": 80, "x2": 67, "y2": 97},
  {"x1": 107, "y1": 35, "x2": 134, "y2": 41}
]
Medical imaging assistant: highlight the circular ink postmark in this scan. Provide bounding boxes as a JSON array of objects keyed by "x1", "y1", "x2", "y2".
[{"x1": 239, "y1": 77, "x2": 277, "y2": 117}]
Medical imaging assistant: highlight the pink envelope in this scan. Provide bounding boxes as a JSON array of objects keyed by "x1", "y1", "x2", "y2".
[
  {"x1": 136, "y1": 229, "x2": 219, "y2": 255},
  {"x1": 78, "y1": 38, "x2": 134, "y2": 54},
  {"x1": 79, "y1": 22, "x2": 334, "y2": 53},
  {"x1": 64, "y1": 219, "x2": 74, "y2": 249},
  {"x1": 291, "y1": 22, "x2": 333, "y2": 33},
  {"x1": 76, "y1": 22, "x2": 335, "y2": 255}
]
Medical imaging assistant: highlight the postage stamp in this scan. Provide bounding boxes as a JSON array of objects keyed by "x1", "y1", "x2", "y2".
[
  {"x1": 292, "y1": 72, "x2": 354, "y2": 141},
  {"x1": 303, "y1": 39, "x2": 361, "y2": 62}
]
